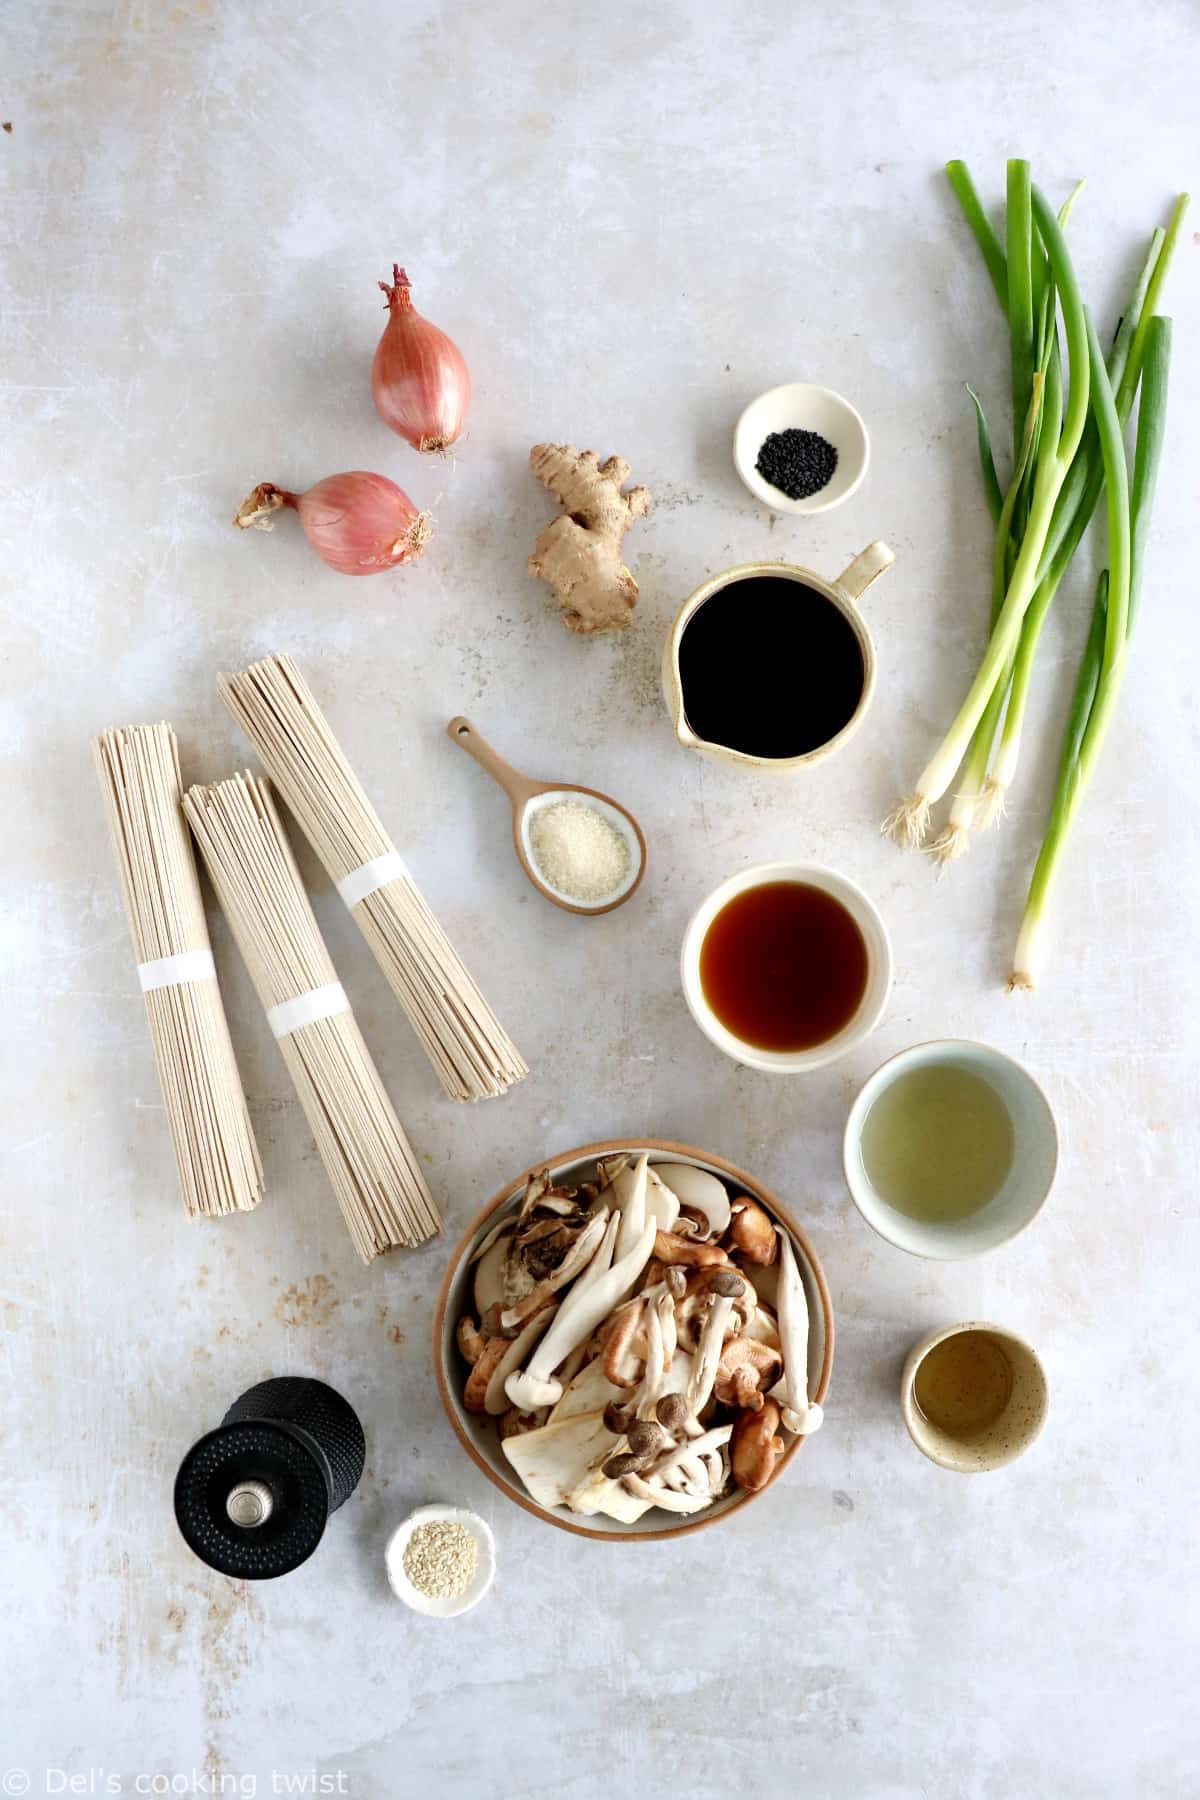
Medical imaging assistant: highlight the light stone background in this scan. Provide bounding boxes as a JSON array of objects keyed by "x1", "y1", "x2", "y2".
[{"x1": 2, "y1": 2, "x2": 1197, "y2": 1795}]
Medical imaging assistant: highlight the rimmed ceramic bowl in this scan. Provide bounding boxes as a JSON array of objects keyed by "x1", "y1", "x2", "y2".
[
  {"x1": 681, "y1": 863, "x2": 893, "y2": 1073},
  {"x1": 843, "y1": 1040, "x2": 1058, "y2": 1259},
  {"x1": 433, "y1": 1138, "x2": 834, "y2": 1542},
  {"x1": 733, "y1": 383, "x2": 870, "y2": 515},
  {"x1": 901, "y1": 1322, "x2": 1050, "y2": 1473}
]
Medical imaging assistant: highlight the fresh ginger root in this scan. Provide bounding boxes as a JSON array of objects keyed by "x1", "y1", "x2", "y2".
[{"x1": 527, "y1": 444, "x2": 651, "y2": 633}]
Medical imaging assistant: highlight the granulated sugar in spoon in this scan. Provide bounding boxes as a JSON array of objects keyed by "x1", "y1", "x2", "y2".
[{"x1": 448, "y1": 716, "x2": 646, "y2": 916}]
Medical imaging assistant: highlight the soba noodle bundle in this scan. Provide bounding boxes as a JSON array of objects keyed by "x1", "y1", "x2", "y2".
[
  {"x1": 183, "y1": 771, "x2": 439, "y2": 1259},
  {"x1": 93, "y1": 723, "x2": 263, "y2": 1220},
  {"x1": 219, "y1": 655, "x2": 526, "y2": 1103}
]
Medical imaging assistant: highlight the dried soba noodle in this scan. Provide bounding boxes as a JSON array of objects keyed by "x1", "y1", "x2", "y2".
[
  {"x1": 183, "y1": 772, "x2": 439, "y2": 1258},
  {"x1": 219, "y1": 656, "x2": 527, "y2": 1103},
  {"x1": 93, "y1": 723, "x2": 263, "y2": 1219}
]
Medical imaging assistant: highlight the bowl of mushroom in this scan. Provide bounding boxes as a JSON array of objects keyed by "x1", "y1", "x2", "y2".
[{"x1": 433, "y1": 1138, "x2": 833, "y2": 1540}]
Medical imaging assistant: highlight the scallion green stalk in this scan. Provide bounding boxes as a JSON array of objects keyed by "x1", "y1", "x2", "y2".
[
  {"x1": 885, "y1": 185, "x2": 1090, "y2": 846},
  {"x1": 978, "y1": 217, "x2": 1173, "y2": 812},
  {"x1": 1011, "y1": 315, "x2": 1170, "y2": 987}
]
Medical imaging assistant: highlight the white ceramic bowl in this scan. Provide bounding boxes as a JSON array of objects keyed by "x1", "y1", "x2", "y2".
[
  {"x1": 433, "y1": 1139, "x2": 834, "y2": 1542},
  {"x1": 734, "y1": 383, "x2": 870, "y2": 515},
  {"x1": 385, "y1": 1503, "x2": 496, "y2": 1616},
  {"x1": 681, "y1": 863, "x2": 892, "y2": 1073},
  {"x1": 843, "y1": 1041, "x2": 1059, "y2": 1259}
]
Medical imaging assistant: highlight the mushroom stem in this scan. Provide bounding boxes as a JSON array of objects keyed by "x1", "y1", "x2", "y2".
[
  {"x1": 619, "y1": 1472, "x2": 713, "y2": 1515},
  {"x1": 773, "y1": 1228, "x2": 824, "y2": 1436},
  {"x1": 614, "y1": 1152, "x2": 649, "y2": 1260},
  {"x1": 687, "y1": 1294, "x2": 733, "y2": 1417},
  {"x1": 504, "y1": 1216, "x2": 656, "y2": 1412},
  {"x1": 647, "y1": 1423, "x2": 733, "y2": 1483}
]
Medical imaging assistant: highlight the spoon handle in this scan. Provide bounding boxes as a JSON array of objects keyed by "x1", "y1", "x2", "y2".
[{"x1": 447, "y1": 717, "x2": 543, "y2": 810}]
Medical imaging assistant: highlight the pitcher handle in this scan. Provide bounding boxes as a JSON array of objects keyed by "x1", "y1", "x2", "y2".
[{"x1": 834, "y1": 541, "x2": 895, "y2": 603}]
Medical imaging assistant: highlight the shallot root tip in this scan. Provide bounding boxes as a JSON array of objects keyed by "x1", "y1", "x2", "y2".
[
  {"x1": 881, "y1": 794, "x2": 930, "y2": 849},
  {"x1": 1007, "y1": 971, "x2": 1035, "y2": 993},
  {"x1": 233, "y1": 483, "x2": 294, "y2": 532}
]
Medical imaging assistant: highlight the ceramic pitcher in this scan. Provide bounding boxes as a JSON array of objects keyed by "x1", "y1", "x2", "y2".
[{"x1": 661, "y1": 542, "x2": 894, "y2": 771}]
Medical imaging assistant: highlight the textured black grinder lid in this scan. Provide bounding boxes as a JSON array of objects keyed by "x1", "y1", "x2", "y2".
[{"x1": 174, "y1": 1377, "x2": 366, "y2": 1580}]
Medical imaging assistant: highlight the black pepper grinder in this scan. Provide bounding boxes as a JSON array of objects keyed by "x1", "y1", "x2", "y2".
[{"x1": 174, "y1": 1376, "x2": 365, "y2": 1579}]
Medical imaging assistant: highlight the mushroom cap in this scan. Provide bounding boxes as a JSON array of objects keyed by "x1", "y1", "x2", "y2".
[
  {"x1": 730, "y1": 1398, "x2": 785, "y2": 1492},
  {"x1": 728, "y1": 1198, "x2": 778, "y2": 1265},
  {"x1": 714, "y1": 1336, "x2": 782, "y2": 1411}
]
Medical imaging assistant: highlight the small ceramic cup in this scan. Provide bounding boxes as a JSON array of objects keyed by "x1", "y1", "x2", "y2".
[
  {"x1": 843, "y1": 1040, "x2": 1058, "y2": 1258},
  {"x1": 733, "y1": 382, "x2": 870, "y2": 515},
  {"x1": 681, "y1": 862, "x2": 892, "y2": 1073},
  {"x1": 901, "y1": 1322, "x2": 1049, "y2": 1473}
]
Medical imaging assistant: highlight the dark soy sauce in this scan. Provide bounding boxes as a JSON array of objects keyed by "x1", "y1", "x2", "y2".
[
  {"x1": 699, "y1": 881, "x2": 868, "y2": 1051},
  {"x1": 678, "y1": 575, "x2": 865, "y2": 759}
]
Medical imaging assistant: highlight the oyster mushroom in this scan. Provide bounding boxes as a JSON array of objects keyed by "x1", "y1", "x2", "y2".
[
  {"x1": 770, "y1": 1226, "x2": 825, "y2": 1436},
  {"x1": 598, "y1": 1154, "x2": 682, "y2": 1235},
  {"x1": 500, "y1": 1205, "x2": 611, "y2": 1330},
  {"x1": 714, "y1": 1336, "x2": 783, "y2": 1412},
  {"x1": 653, "y1": 1164, "x2": 732, "y2": 1242},
  {"x1": 483, "y1": 1305, "x2": 558, "y2": 1414},
  {"x1": 728, "y1": 1197, "x2": 778, "y2": 1265},
  {"x1": 505, "y1": 1215, "x2": 656, "y2": 1412}
]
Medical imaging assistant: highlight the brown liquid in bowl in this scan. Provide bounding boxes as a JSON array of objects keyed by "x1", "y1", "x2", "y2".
[{"x1": 699, "y1": 881, "x2": 868, "y2": 1052}]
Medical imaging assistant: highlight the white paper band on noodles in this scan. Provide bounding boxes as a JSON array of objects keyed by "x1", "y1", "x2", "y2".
[
  {"x1": 336, "y1": 852, "x2": 409, "y2": 910},
  {"x1": 137, "y1": 949, "x2": 217, "y2": 993},
  {"x1": 266, "y1": 982, "x2": 351, "y2": 1040}
]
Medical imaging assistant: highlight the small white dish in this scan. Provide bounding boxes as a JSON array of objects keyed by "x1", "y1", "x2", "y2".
[
  {"x1": 680, "y1": 862, "x2": 892, "y2": 1073},
  {"x1": 734, "y1": 383, "x2": 870, "y2": 515},
  {"x1": 843, "y1": 1040, "x2": 1058, "y2": 1259},
  {"x1": 385, "y1": 1503, "x2": 496, "y2": 1617},
  {"x1": 900, "y1": 1321, "x2": 1050, "y2": 1473}
]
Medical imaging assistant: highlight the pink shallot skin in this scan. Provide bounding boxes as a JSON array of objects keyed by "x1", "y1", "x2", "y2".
[
  {"x1": 235, "y1": 472, "x2": 431, "y2": 576},
  {"x1": 372, "y1": 265, "x2": 470, "y2": 453}
]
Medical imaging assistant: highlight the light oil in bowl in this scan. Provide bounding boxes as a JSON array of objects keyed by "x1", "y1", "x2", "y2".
[
  {"x1": 914, "y1": 1332, "x2": 1014, "y2": 1439},
  {"x1": 860, "y1": 1063, "x2": 1014, "y2": 1224}
]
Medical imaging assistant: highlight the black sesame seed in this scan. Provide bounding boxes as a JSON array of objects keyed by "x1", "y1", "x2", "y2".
[{"x1": 756, "y1": 428, "x2": 838, "y2": 501}]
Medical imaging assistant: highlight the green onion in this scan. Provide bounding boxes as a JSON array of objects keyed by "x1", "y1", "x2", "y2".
[
  {"x1": 885, "y1": 183, "x2": 1091, "y2": 848},
  {"x1": 973, "y1": 218, "x2": 1173, "y2": 818},
  {"x1": 1012, "y1": 316, "x2": 1171, "y2": 987}
]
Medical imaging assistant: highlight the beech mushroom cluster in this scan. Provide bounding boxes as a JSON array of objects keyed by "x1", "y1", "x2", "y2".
[{"x1": 455, "y1": 1151, "x2": 823, "y2": 1522}]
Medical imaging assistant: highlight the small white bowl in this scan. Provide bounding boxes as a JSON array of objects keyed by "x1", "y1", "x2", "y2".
[
  {"x1": 843, "y1": 1041, "x2": 1058, "y2": 1259},
  {"x1": 681, "y1": 862, "x2": 892, "y2": 1074},
  {"x1": 900, "y1": 1322, "x2": 1050, "y2": 1473},
  {"x1": 734, "y1": 383, "x2": 870, "y2": 515},
  {"x1": 385, "y1": 1504, "x2": 495, "y2": 1617}
]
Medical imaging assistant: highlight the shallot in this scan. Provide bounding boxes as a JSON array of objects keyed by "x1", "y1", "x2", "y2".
[
  {"x1": 234, "y1": 472, "x2": 431, "y2": 577},
  {"x1": 372, "y1": 265, "x2": 470, "y2": 453}
]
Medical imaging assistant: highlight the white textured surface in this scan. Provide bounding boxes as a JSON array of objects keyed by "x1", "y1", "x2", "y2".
[{"x1": 2, "y1": 2, "x2": 1197, "y2": 1794}]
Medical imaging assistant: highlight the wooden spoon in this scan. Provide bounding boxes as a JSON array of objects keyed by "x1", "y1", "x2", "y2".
[{"x1": 448, "y1": 716, "x2": 646, "y2": 916}]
